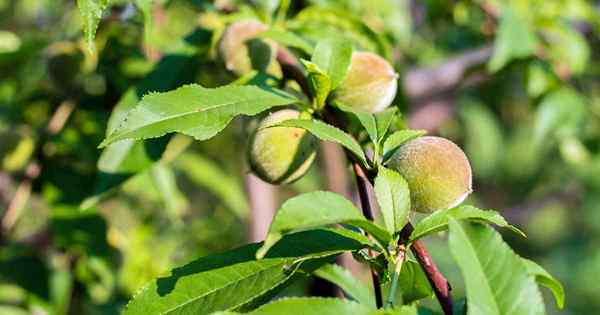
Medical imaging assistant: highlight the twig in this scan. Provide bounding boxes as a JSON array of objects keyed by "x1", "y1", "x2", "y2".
[
  {"x1": 276, "y1": 46, "x2": 454, "y2": 313},
  {"x1": 352, "y1": 164, "x2": 383, "y2": 308},
  {"x1": 358, "y1": 167, "x2": 454, "y2": 315}
]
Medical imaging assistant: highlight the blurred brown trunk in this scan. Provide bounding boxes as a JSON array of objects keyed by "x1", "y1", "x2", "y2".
[{"x1": 244, "y1": 173, "x2": 278, "y2": 243}]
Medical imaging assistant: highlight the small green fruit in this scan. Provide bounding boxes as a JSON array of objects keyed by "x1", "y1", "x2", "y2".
[
  {"x1": 248, "y1": 109, "x2": 318, "y2": 184},
  {"x1": 332, "y1": 51, "x2": 398, "y2": 113},
  {"x1": 386, "y1": 136, "x2": 472, "y2": 213},
  {"x1": 219, "y1": 20, "x2": 278, "y2": 75}
]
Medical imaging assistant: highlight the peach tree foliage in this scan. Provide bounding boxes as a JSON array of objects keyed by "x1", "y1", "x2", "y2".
[{"x1": 81, "y1": 2, "x2": 565, "y2": 315}]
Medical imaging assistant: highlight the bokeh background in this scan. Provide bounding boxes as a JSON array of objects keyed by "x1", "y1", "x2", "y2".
[{"x1": 1, "y1": 0, "x2": 599, "y2": 314}]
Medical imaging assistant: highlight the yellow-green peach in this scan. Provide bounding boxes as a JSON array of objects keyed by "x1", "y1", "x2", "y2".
[
  {"x1": 332, "y1": 51, "x2": 398, "y2": 112},
  {"x1": 247, "y1": 110, "x2": 317, "y2": 184},
  {"x1": 386, "y1": 136, "x2": 472, "y2": 213}
]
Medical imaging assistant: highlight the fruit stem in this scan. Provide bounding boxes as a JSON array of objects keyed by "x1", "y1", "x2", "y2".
[{"x1": 385, "y1": 244, "x2": 406, "y2": 309}]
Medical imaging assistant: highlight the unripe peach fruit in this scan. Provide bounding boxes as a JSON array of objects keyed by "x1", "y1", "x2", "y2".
[
  {"x1": 219, "y1": 20, "x2": 277, "y2": 75},
  {"x1": 386, "y1": 136, "x2": 472, "y2": 213},
  {"x1": 332, "y1": 52, "x2": 398, "y2": 113},
  {"x1": 247, "y1": 110, "x2": 317, "y2": 184}
]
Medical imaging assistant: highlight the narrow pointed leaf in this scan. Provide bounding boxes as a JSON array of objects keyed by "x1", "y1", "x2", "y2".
[
  {"x1": 374, "y1": 167, "x2": 410, "y2": 234},
  {"x1": 410, "y1": 205, "x2": 524, "y2": 243},
  {"x1": 448, "y1": 219, "x2": 545, "y2": 315},
  {"x1": 99, "y1": 84, "x2": 298, "y2": 148},
  {"x1": 523, "y1": 259, "x2": 565, "y2": 309},
  {"x1": 124, "y1": 229, "x2": 366, "y2": 315},
  {"x1": 77, "y1": 0, "x2": 110, "y2": 49},
  {"x1": 374, "y1": 108, "x2": 397, "y2": 143},
  {"x1": 335, "y1": 102, "x2": 378, "y2": 144},
  {"x1": 314, "y1": 264, "x2": 374, "y2": 306},
  {"x1": 311, "y1": 38, "x2": 353, "y2": 89},
  {"x1": 257, "y1": 191, "x2": 390, "y2": 258},
  {"x1": 273, "y1": 119, "x2": 368, "y2": 166},
  {"x1": 301, "y1": 59, "x2": 332, "y2": 109}
]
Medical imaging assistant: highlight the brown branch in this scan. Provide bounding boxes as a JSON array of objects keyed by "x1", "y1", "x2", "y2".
[
  {"x1": 403, "y1": 45, "x2": 493, "y2": 102},
  {"x1": 400, "y1": 225, "x2": 453, "y2": 315},
  {"x1": 352, "y1": 164, "x2": 383, "y2": 308}
]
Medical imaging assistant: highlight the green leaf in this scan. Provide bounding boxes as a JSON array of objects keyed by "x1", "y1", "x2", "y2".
[
  {"x1": 374, "y1": 167, "x2": 410, "y2": 234},
  {"x1": 175, "y1": 153, "x2": 248, "y2": 219},
  {"x1": 301, "y1": 60, "x2": 332, "y2": 109},
  {"x1": 99, "y1": 84, "x2": 298, "y2": 148},
  {"x1": 523, "y1": 259, "x2": 565, "y2": 309},
  {"x1": 374, "y1": 108, "x2": 397, "y2": 143},
  {"x1": 314, "y1": 264, "x2": 375, "y2": 306},
  {"x1": 410, "y1": 205, "x2": 524, "y2": 243},
  {"x1": 258, "y1": 29, "x2": 314, "y2": 55},
  {"x1": 488, "y1": 5, "x2": 538, "y2": 72},
  {"x1": 448, "y1": 219, "x2": 546, "y2": 315},
  {"x1": 397, "y1": 260, "x2": 433, "y2": 304},
  {"x1": 273, "y1": 119, "x2": 368, "y2": 167},
  {"x1": 311, "y1": 38, "x2": 353, "y2": 89},
  {"x1": 85, "y1": 31, "x2": 208, "y2": 207},
  {"x1": 381, "y1": 129, "x2": 426, "y2": 163},
  {"x1": 77, "y1": 0, "x2": 110, "y2": 49},
  {"x1": 247, "y1": 297, "x2": 375, "y2": 315},
  {"x1": 124, "y1": 229, "x2": 366, "y2": 315},
  {"x1": 336, "y1": 104, "x2": 398, "y2": 146},
  {"x1": 256, "y1": 191, "x2": 390, "y2": 258}
]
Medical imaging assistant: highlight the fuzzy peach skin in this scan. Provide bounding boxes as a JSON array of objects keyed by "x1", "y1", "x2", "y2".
[
  {"x1": 386, "y1": 136, "x2": 473, "y2": 213},
  {"x1": 332, "y1": 51, "x2": 398, "y2": 113},
  {"x1": 247, "y1": 109, "x2": 317, "y2": 184}
]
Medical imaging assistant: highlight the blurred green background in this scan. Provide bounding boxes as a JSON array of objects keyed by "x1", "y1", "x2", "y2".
[{"x1": 1, "y1": 0, "x2": 599, "y2": 314}]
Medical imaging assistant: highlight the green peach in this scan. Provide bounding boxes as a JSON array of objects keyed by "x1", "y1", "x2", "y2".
[
  {"x1": 386, "y1": 136, "x2": 472, "y2": 213},
  {"x1": 218, "y1": 20, "x2": 279, "y2": 75},
  {"x1": 247, "y1": 109, "x2": 317, "y2": 184},
  {"x1": 332, "y1": 51, "x2": 398, "y2": 113}
]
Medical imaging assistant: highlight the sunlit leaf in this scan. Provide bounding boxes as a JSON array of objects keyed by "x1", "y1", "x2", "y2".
[
  {"x1": 99, "y1": 85, "x2": 299, "y2": 148},
  {"x1": 448, "y1": 219, "x2": 545, "y2": 315},
  {"x1": 374, "y1": 167, "x2": 410, "y2": 234},
  {"x1": 273, "y1": 119, "x2": 368, "y2": 167},
  {"x1": 124, "y1": 229, "x2": 366, "y2": 315},
  {"x1": 77, "y1": 0, "x2": 110, "y2": 49},
  {"x1": 410, "y1": 205, "x2": 524, "y2": 243},
  {"x1": 311, "y1": 38, "x2": 353, "y2": 89},
  {"x1": 256, "y1": 191, "x2": 390, "y2": 258}
]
